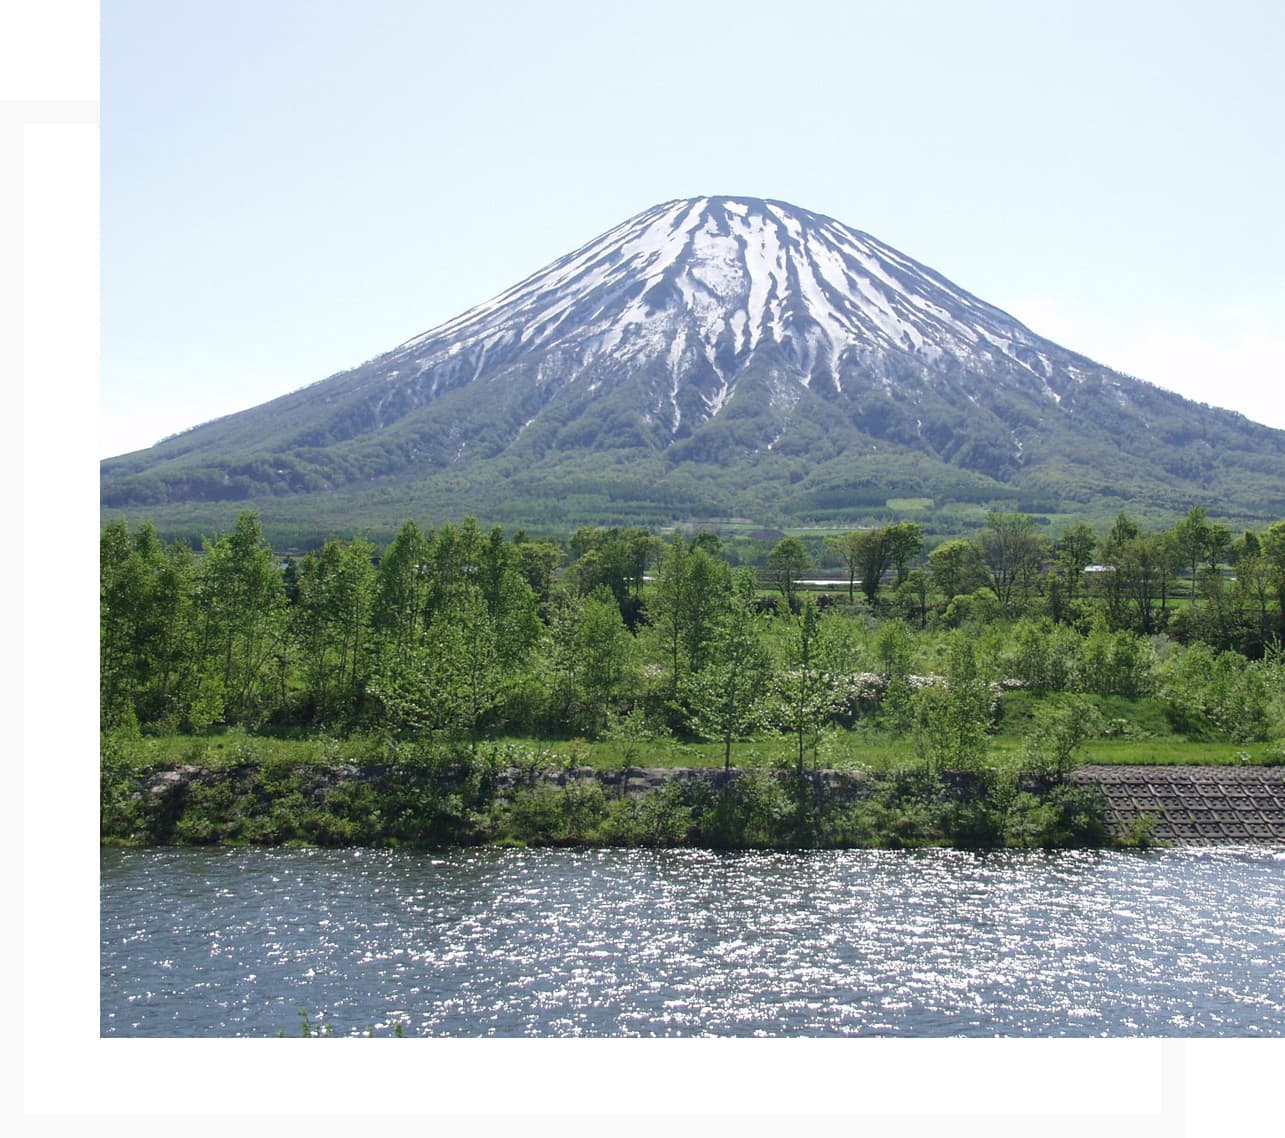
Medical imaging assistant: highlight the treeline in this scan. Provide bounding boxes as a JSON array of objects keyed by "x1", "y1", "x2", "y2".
[
  {"x1": 101, "y1": 509, "x2": 1285, "y2": 762},
  {"x1": 801, "y1": 508, "x2": 1285, "y2": 657}
]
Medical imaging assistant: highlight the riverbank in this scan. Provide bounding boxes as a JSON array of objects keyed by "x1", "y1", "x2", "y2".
[{"x1": 102, "y1": 742, "x2": 1283, "y2": 850}]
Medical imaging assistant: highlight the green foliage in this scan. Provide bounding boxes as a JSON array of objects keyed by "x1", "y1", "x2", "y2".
[
  {"x1": 767, "y1": 537, "x2": 813, "y2": 609},
  {"x1": 771, "y1": 597, "x2": 847, "y2": 773},
  {"x1": 102, "y1": 508, "x2": 1285, "y2": 855},
  {"x1": 1002, "y1": 784, "x2": 1111, "y2": 848},
  {"x1": 928, "y1": 537, "x2": 990, "y2": 601},
  {"x1": 195, "y1": 512, "x2": 288, "y2": 725},
  {"x1": 979, "y1": 511, "x2": 1047, "y2": 609},
  {"x1": 1159, "y1": 643, "x2": 1274, "y2": 742},
  {"x1": 684, "y1": 571, "x2": 773, "y2": 769},
  {"x1": 1072, "y1": 620, "x2": 1156, "y2": 697},
  {"x1": 911, "y1": 635, "x2": 994, "y2": 774},
  {"x1": 547, "y1": 587, "x2": 637, "y2": 736},
  {"x1": 1019, "y1": 695, "x2": 1104, "y2": 778}
]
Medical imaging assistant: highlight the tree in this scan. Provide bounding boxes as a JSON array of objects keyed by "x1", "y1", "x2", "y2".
[
  {"x1": 512, "y1": 537, "x2": 564, "y2": 607},
  {"x1": 685, "y1": 571, "x2": 773, "y2": 771},
  {"x1": 1055, "y1": 523, "x2": 1097, "y2": 600},
  {"x1": 193, "y1": 512, "x2": 287, "y2": 724},
  {"x1": 648, "y1": 534, "x2": 733, "y2": 698},
  {"x1": 424, "y1": 584, "x2": 508, "y2": 744},
  {"x1": 979, "y1": 511, "x2": 1046, "y2": 610},
  {"x1": 929, "y1": 538, "x2": 989, "y2": 602},
  {"x1": 368, "y1": 552, "x2": 539, "y2": 740},
  {"x1": 1172, "y1": 506, "x2": 1211, "y2": 599},
  {"x1": 100, "y1": 519, "x2": 197, "y2": 730},
  {"x1": 912, "y1": 632, "x2": 992, "y2": 774},
  {"x1": 1228, "y1": 551, "x2": 1276, "y2": 655},
  {"x1": 884, "y1": 522, "x2": 924, "y2": 587},
  {"x1": 854, "y1": 529, "x2": 892, "y2": 603},
  {"x1": 825, "y1": 531, "x2": 865, "y2": 603},
  {"x1": 373, "y1": 520, "x2": 431, "y2": 659},
  {"x1": 895, "y1": 568, "x2": 932, "y2": 628},
  {"x1": 1095, "y1": 519, "x2": 1179, "y2": 636},
  {"x1": 767, "y1": 537, "x2": 813, "y2": 611},
  {"x1": 568, "y1": 527, "x2": 655, "y2": 607},
  {"x1": 1204, "y1": 523, "x2": 1233, "y2": 580},
  {"x1": 1107, "y1": 512, "x2": 1140, "y2": 548},
  {"x1": 1020, "y1": 696, "x2": 1103, "y2": 779},
  {"x1": 1261, "y1": 521, "x2": 1285, "y2": 620},
  {"x1": 773, "y1": 597, "x2": 841, "y2": 773},
  {"x1": 549, "y1": 586, "x2": 637, "y2": 736},
  {"x1": 368, "y1": 583, "x2": 501, "y2": 739},
  {"x1": 294, "y1": 537, "x2": 376, "y2": 723}
]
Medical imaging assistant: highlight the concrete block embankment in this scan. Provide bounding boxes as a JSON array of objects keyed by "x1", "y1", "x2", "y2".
[{"x1": 1070, "y1": 765, "x2": 1285, "y2": 846}]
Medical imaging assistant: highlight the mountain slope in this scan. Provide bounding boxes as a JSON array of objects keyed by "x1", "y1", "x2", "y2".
[{"x1": 101, "y1": 196, "x2": 1285, "y2": 536}]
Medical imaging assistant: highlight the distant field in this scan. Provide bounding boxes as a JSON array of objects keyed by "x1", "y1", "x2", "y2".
[{"x1": 885, "y1": 497, "x2": 933, "y2": 511}]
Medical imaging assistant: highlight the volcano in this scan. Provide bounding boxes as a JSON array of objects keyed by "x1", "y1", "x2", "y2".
[{"x1": 101, "y1": 196, "x2": 1285, "y2": 537}]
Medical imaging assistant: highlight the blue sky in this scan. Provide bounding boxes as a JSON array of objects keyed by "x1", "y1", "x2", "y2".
[{"x1": 99, "y1": 0, "x2": 1285, "y2": 455}]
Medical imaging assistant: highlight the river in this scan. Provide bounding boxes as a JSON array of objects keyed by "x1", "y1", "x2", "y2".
[{"x1": 100, "y1": 845, "x2": 1285, "y2": 1037}]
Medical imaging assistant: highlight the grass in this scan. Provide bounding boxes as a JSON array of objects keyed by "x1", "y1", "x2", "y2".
[
  {"x1": 110, "y1": 713, "x2": 1282, "y2": 778},
  {"x1": 1076, "y1": 738, "x2": 1278, "y2": 766}
]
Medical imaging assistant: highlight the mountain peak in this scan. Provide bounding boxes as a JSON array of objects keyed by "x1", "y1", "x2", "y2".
[{"x1": 388, "y1": 193, "x2": 1058, "y2": 432}]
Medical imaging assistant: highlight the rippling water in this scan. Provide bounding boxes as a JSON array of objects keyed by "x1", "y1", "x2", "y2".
[{"x1": 100, "y1": 846, "x2": 1285, "y2": 1037}]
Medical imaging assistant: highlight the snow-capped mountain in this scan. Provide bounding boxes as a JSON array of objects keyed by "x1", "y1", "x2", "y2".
[
  {"x1": 306, "y1": 196, "x2": 1088, "y2": 448},
  {"x1": 101, "y1": 197, "x2": 1285, "y2": 530}
]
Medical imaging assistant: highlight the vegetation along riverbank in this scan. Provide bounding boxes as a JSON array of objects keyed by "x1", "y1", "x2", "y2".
[{"x1": 101, "y1": 508, "x2": 1285, "y2": 850}]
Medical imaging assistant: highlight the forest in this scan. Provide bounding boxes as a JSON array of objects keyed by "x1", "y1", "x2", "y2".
[{"x1": 101, "y1": 506, "x2": 1285, "y2": 760}]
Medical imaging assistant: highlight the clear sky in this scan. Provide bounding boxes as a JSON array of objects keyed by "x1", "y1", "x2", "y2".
[{"x1": 99, "y1": 0, "x2": 1285, "y2": 457}]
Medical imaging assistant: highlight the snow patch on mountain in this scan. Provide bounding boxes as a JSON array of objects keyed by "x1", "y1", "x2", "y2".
[{"x1": 373, "y1": 195, "x2": 1095, "y2": 439}]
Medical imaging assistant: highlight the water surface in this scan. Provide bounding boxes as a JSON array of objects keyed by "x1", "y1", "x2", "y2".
[{"x1": 100, "y1": 846, "x2": 1285, "y2": 1036}]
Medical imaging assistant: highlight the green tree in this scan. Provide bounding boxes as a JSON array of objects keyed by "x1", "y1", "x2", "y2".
[
  {"x1": 767, "y1": 537, "x2": 813, "y2": 611},
  {"x1": 1114, "y1": 532, "x2": 1176, "y2": 635},
  {"x1": 568, "y1": 527, "x2": 655, "y2": 606},
  {"x1": 193, "y1": 512, "x2": 287, "y2": 724},
  {"x1": 929, "y1": 538, "x2": 989, "y2": 602},
  {"x1": 884, "y1": 522, "x2": 924, "y2": 587},
  {"x1": 294, "y1": 538, "x2": 376, "y2": 724},
  {"x1": 773, "y1": 597, "x2": 841, "y2": 773},
  {"x1": 825, "y1": 530, "x2": 865, "y2": 603},
  {"x1": 1205, "y1": 523, "x2": 1233, "y2": 579},
  {"x1": 895, "y1": 568, "x2": 932, "y2": 628},
  {"x1": 979, "y1": 511, "x2": 1046, "y2": 610},
  {"x1": 1261, "y1": 521, "x2": 1285, "y2": 620},
  {"x1": 548, "y1": 586, "x2": 637, "y2": 736},
  {"x1": 1172, "y1": 506, "x2": 1211, "y2": 600},
  {"x1": 686, "y1": 571, "x2": 773, "y2": 770},
  {"x1": 1054, "y1": 523, "x2": 1097, "y2": 600},
  {"x1": 854, "y1": 529, "x2": 892, "y2": 603},
  {"x1": 1020, "y1": 696, "x2": 1103, "y2": 779},
  {"x1": 912, "y1": 632, "x2": 992, "y2": 774},
  {"x1": 424, "y1": 584, "x2": 507, "y2": 744},
  {"x1": 512, "y1": 536, "x2": 564, "y2": 607},
  {"x1": 647, "y1": 534, "x2": 733, "y2": 698},
  {"x1": 100, "y1": 519, "x2": 197, "y2": 730},
  {"x1": 373, "y1": 520, "x2": 431, "y2": 661}
]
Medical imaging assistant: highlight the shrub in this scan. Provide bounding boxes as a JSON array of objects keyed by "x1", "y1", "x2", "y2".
[{"x1": 1020, "y1": 696, "x2": 1104, "y2": 778}]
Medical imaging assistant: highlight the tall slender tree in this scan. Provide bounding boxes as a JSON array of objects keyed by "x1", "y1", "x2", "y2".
[{"x1": 686, "y1": 570, "x2": 772, "y2": 771}]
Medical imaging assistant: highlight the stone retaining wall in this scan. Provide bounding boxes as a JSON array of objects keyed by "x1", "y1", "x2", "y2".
[
  {"x1": 138, "y1": 762, "x2": 1285, "y2": 846},
  {"x1": 514, "y1": 765, "x2": 871, "y2": 801}
]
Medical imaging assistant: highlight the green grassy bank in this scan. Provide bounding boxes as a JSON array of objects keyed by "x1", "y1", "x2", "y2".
[{"x1": 100, "y1": 731, "x2": 1144, "y2": 853}]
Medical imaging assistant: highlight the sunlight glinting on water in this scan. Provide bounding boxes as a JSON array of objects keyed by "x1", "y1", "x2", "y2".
[{"x1": 101, "y1": 846, "x2": 1285, "y2": 1037}]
